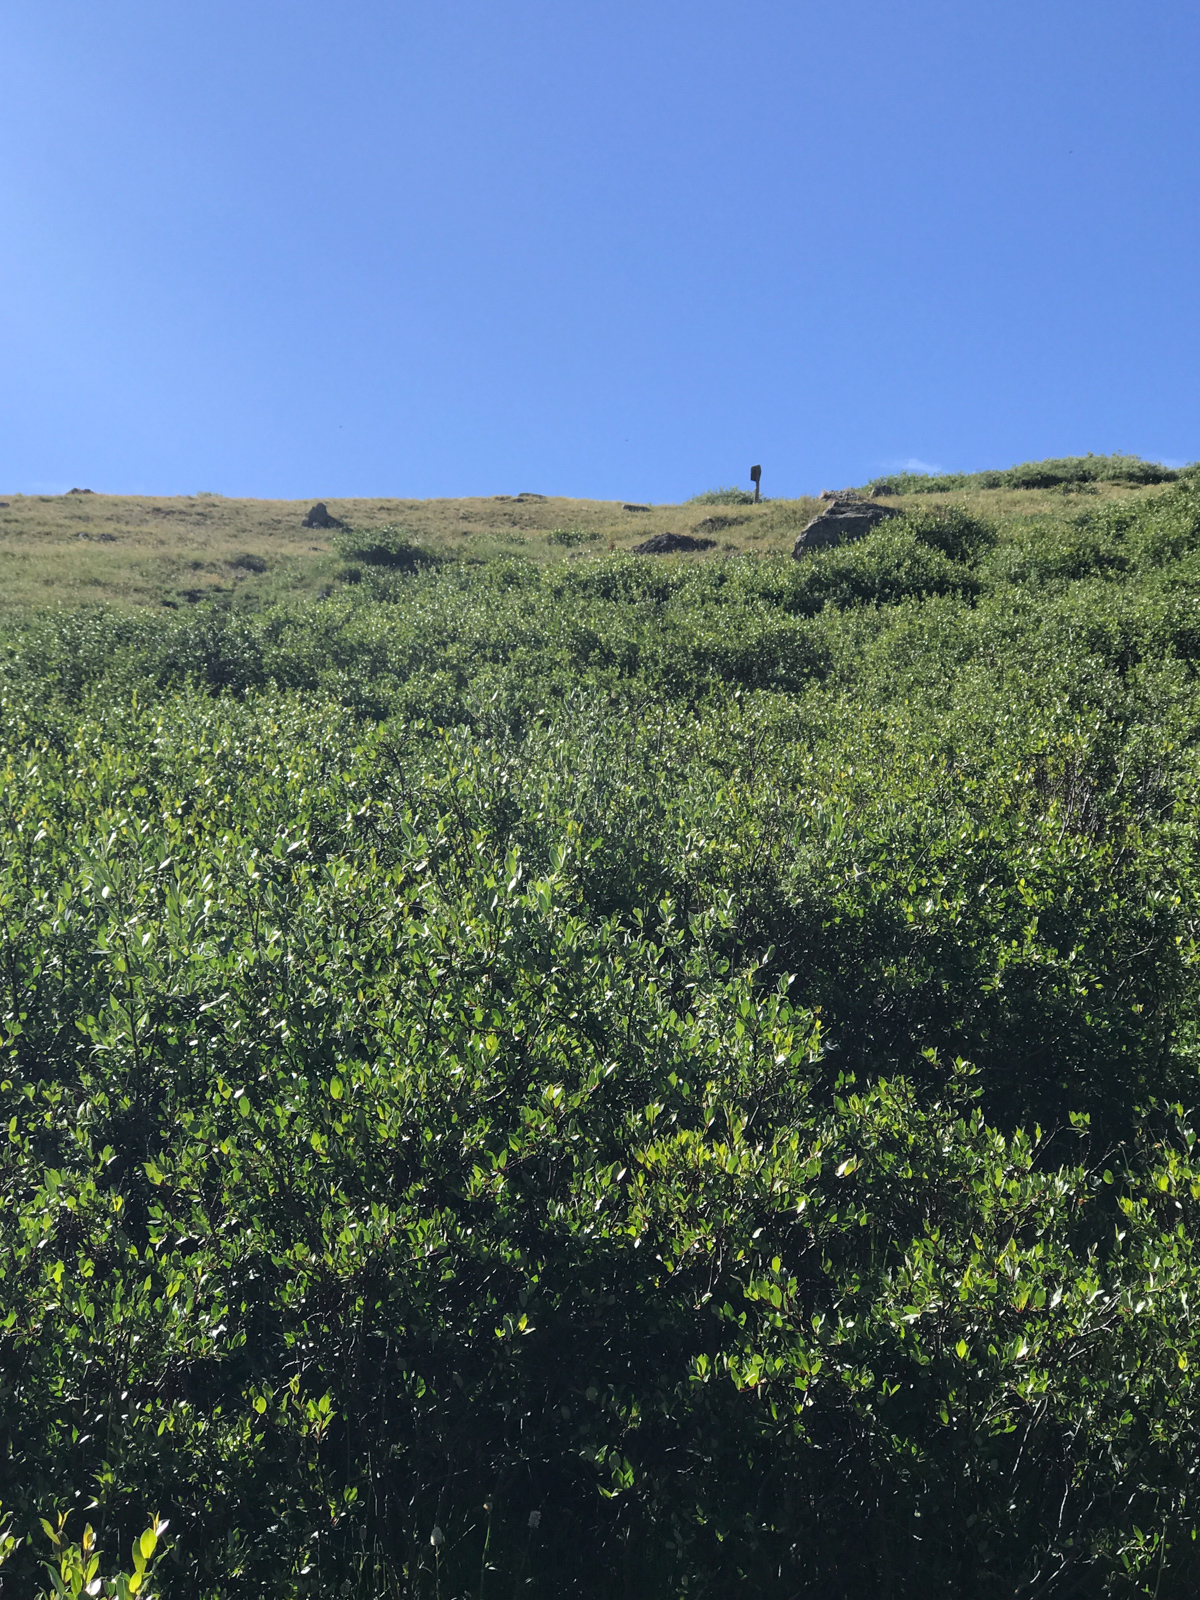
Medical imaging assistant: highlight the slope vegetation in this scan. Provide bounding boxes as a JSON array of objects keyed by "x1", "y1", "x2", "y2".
[{"x1": 3, "y1": 461, "x2": 1200, "y2": 1596}]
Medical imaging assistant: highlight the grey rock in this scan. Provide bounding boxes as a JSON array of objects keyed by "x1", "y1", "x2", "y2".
[
  {"x1": 793, "y1": 492, "x2": 900, "y2": 558},
  {"x1": 302, "y1": 502, "x2": 344, "y2": 530}
]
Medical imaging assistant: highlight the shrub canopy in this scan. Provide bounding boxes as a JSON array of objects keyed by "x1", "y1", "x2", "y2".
[{"x1": 4, "y1": 477, "x2": 1200, "y2": 1595}]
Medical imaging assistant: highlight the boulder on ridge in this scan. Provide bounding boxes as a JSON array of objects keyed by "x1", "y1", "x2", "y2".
[
  {"x1": 302, "y1": 502, "x2": 345, "y2": 530},
  {"x1": 793, "y1": 492, "x2": 900, "y2": 558}
]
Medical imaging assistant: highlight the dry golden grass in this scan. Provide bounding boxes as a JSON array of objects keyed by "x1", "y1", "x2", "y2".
[{"x1": 0, "y1": 480, "x2": 1166, "y2": 613}]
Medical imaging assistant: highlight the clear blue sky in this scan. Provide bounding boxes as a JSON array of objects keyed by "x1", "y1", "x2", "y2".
[{"x1": 2, "y1": 1, "x2": 1197, "y2": 501}]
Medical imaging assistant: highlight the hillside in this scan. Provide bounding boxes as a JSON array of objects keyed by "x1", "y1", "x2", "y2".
[
  {"x1": 0, "y1": 454, "x2": 1178, "y2": 611},
  {"x1": 3, "y1": 456, "x2": 1200, "y2": 1598}
]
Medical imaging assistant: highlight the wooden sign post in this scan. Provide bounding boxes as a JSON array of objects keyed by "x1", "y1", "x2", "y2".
[{"x1": 750, "y1": 464, "x2": 762, "y2": 503}]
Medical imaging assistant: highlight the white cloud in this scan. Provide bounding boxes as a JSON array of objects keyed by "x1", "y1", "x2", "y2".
[{"x1": 868, "y1": 457, "x2": 947, "y2": 478}]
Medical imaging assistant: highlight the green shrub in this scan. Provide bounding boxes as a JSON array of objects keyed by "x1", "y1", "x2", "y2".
[
  {"x1": 981, "y1": 516, "x2": 1129, "y2": 587},
  {"x1": 871, "y1": 452, "x2": 1180, "y2": 494},
  {"x1": 2, "y1": 1513, "x2": 171, "y2": 1599},
  {"x1": 895, "y1": 502, "x2": 997, "y2": 563},
  {"x1": 331, "y1": 524, "x2": 439, "y2": 570},
  {"x1": 546, "y1": 526, "x2": 597, "y2": 546},
  {"x1": 229, "y1": 552, "x2": 268, "y2": 574},
  {"x1": 791, "y1": 524, "x2": 979, "y2": 611},
  {"x1": 5, "y1": 477, "x2": 1200, "y2": 1594},
  {"x1": 685, "y1": 485, "x2": 758, "y2": 505}
]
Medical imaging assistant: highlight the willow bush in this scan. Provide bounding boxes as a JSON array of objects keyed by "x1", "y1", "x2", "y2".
[{"x1": 4, "y1": 476, "x2": 1200, "y2": 1595}]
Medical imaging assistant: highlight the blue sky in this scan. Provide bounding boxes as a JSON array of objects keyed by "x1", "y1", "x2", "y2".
[{"x1": 2, "y1": 1, "x2": 1197, "y2": 501}]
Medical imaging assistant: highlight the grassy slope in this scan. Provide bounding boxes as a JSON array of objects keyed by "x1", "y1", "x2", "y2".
[{"x1": 0, "y1": 479, "x2": 1168, "y2": 612}]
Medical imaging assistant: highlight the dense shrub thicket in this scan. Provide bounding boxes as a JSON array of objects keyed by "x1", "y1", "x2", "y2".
[
  {"x1": 684, "y1": 486, "x2": 760, "y2": 505},
  {"x1": 5, "y1": 482, "x2": 1200, "y2": 1595},
  {"x1": 870, "y1": 452, "x2": 1188, "y2": 495}
]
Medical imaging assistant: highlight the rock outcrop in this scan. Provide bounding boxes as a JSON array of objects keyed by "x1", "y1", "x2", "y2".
[
  {"x1": 302, "y1": 502, "x2": 344, "y2": 530},
  {"x1": 793, "y1": 492, "x2": 899, "y2": 557}
]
